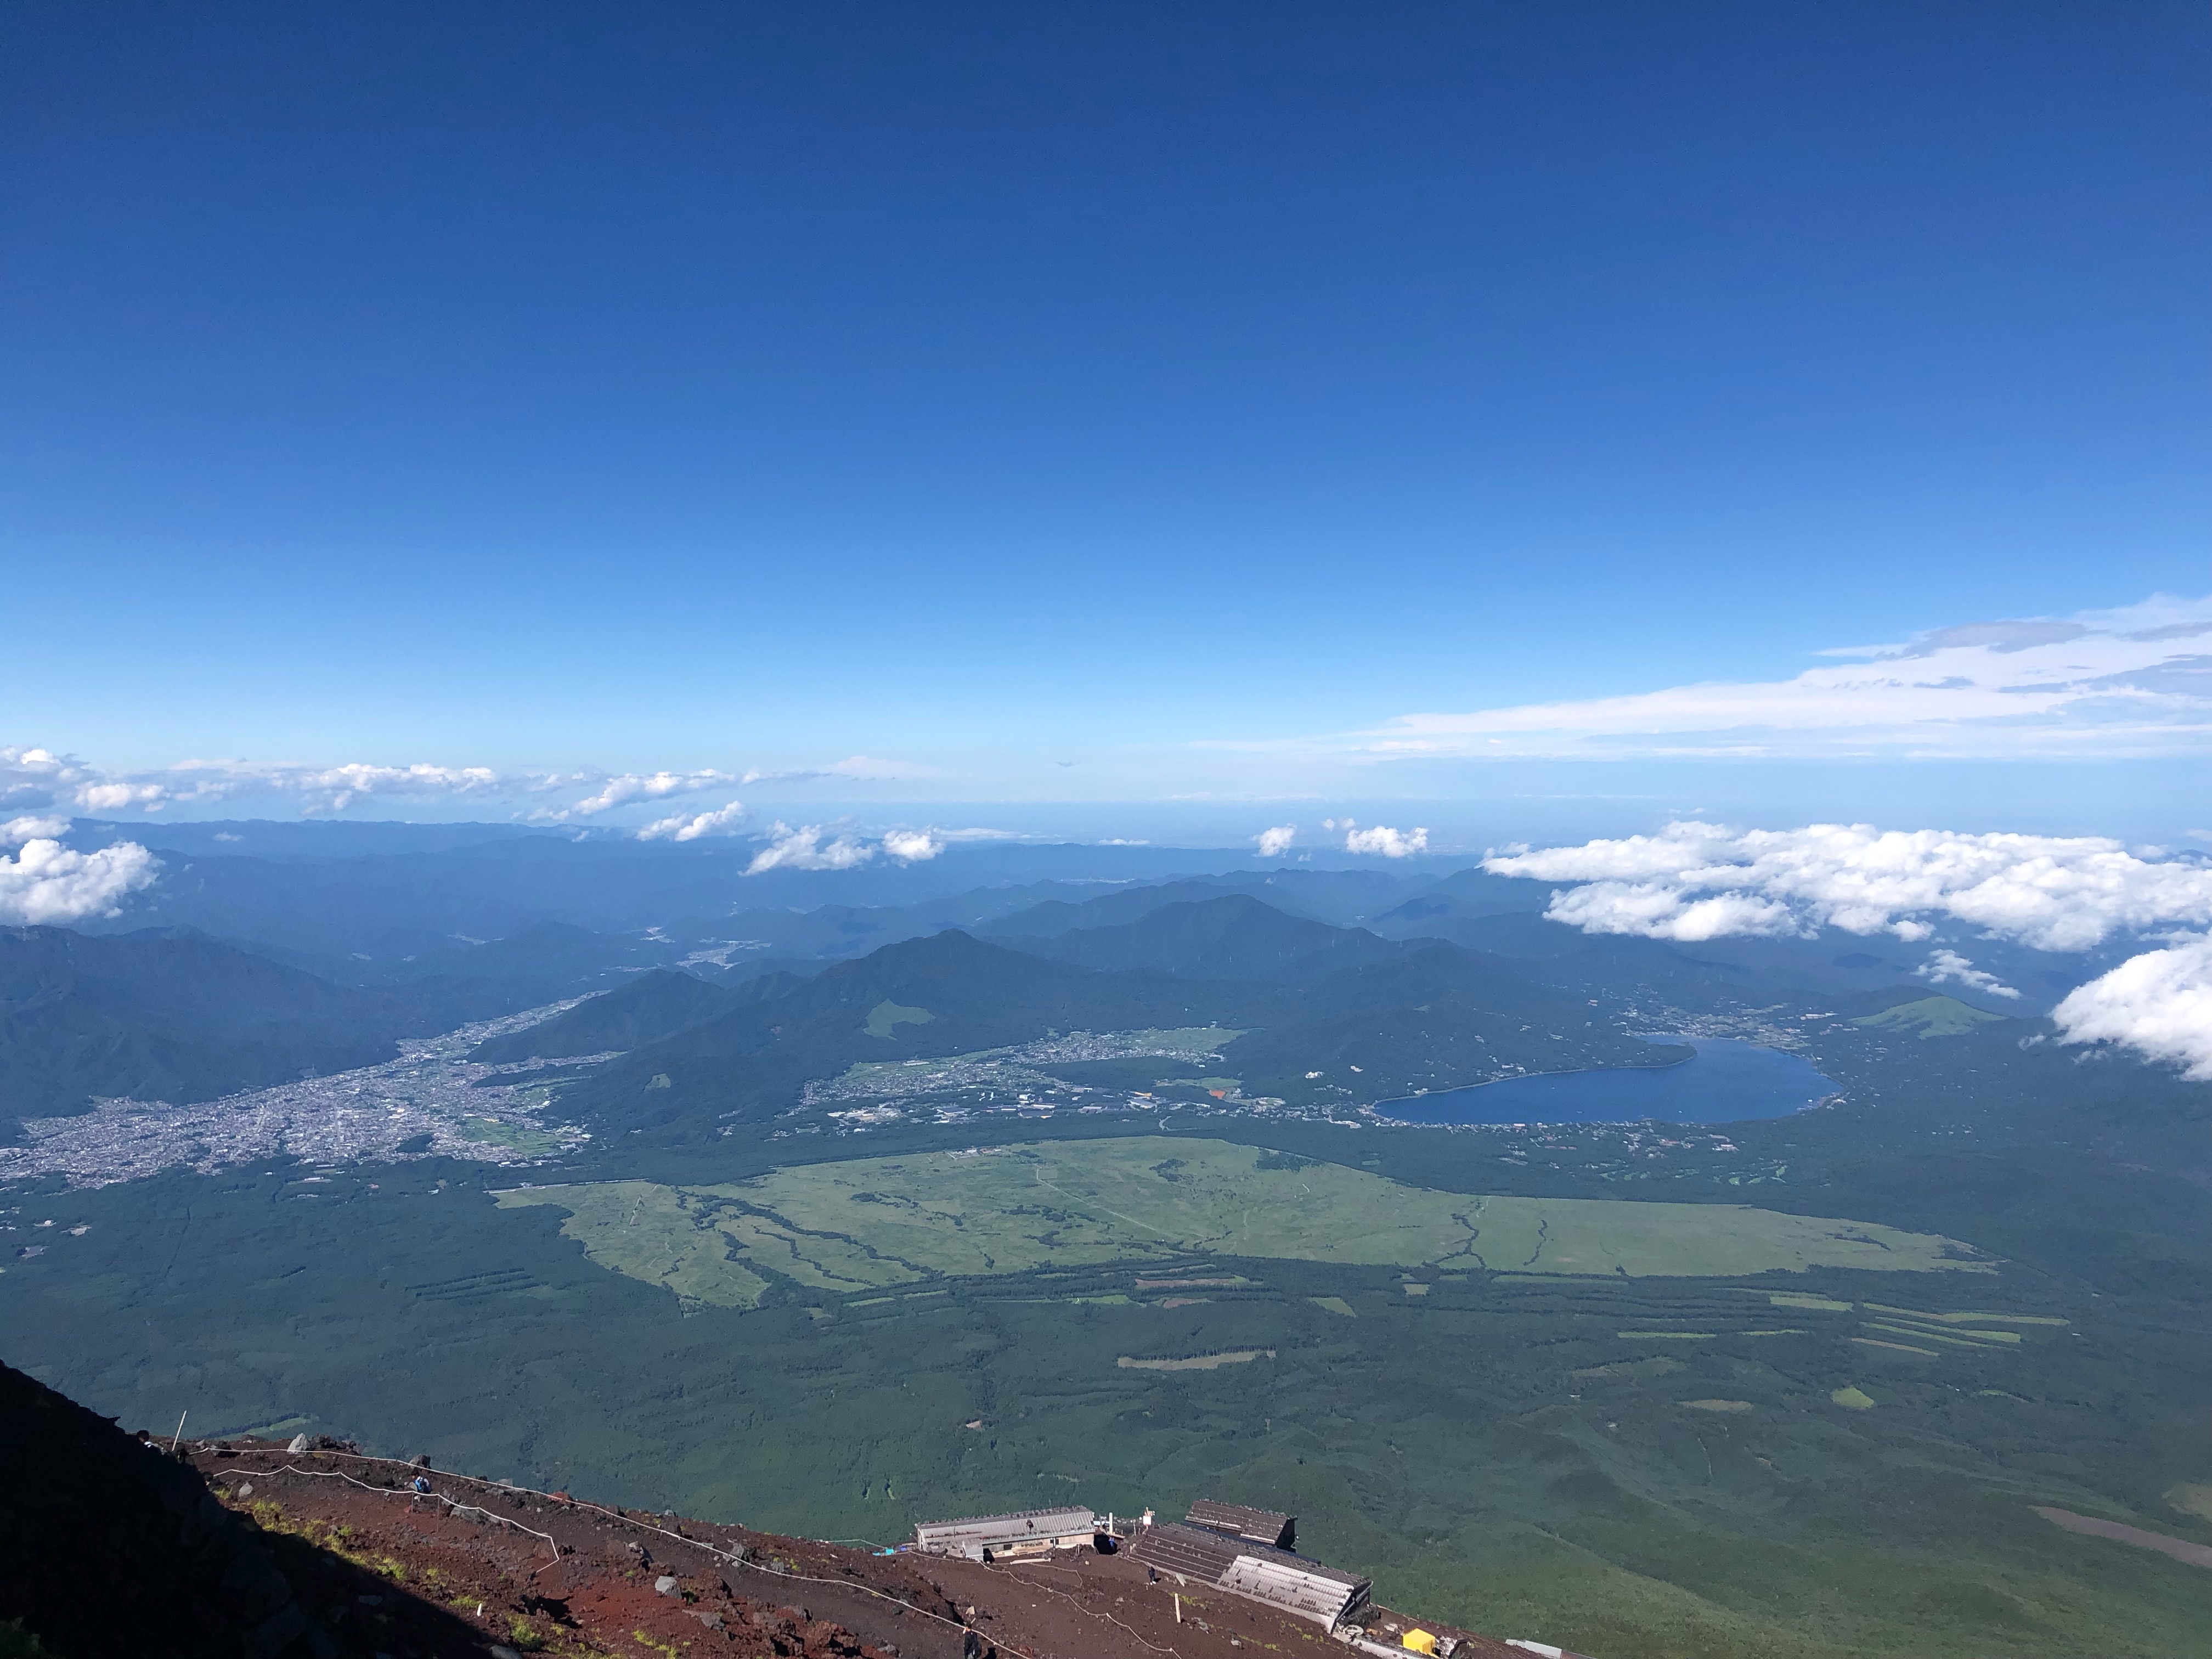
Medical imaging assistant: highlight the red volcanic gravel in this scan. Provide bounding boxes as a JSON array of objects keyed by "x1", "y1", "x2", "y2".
[{"x1": 190, "y1": 1442, "x2": 1534, "y2": 1659}]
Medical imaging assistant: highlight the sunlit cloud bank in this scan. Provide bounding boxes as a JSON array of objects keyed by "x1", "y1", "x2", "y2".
[
  {"x1": 636, "y1": 801, "x2": 748, "y2": 842},
  {"x1": 2053, "y1": 939, "x2": 2212, "y2": 1081},
  {"x1": 0, "y1": 745, "x2": 931, "y2": 824},
  {"x1": 744, "y1": 822, "x2": 947, "y2": 874},
  {"x1": 1917, "y1": 949, "x2": 2021, "y2": 1000},
  {"x1": 1240, "y1": 594, "x2": 2212, "y2": 764},
  {"x1": 1487, "y1": 822, "x2": 2212, "y2": 1080},
  {"x1": 1325, "y1": 817, "x2": 1429, "y2": 857},
  {"x1": 0, "y1": 833, "x2": 159, "y2": 926},
  {"x1": 1483, "y1": 824, "x2": 2212, "y2": 950}
]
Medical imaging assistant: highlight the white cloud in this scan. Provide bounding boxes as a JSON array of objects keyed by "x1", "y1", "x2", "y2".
[
  {"x1": 1916, "y1": 949, "x2": 2022, "y2": 1000},
  {"x1": 1244, "y1": 593, "x2": 2212, "y2": 762},
  {"x1": 1487, "y1": 823, "x2": 2212, "y2": 951},
  {"x1": 744, "y1": 822, "x2": 876, "y2": 875},
  {"x1": 1, "y1": 746, "x2": 96, "y2": 811},
  {"x1": 1345, "y1": 823, "x2": 1429, "y2": 857},
  {"x1": 742, "y1": 755, "x2": 938, "y2": 785},
  {"x1": 636, "y1": 800, "x2": 748, "y2": 842},
  {"x1": 1255, "y1": 825, "x2": 1297, "y2": 858},
  {"x1": 6, "y1": 746, "x2": 937, "y2": 826},
  {"x1": 75, "y1": 781, "x2": 171, "y2": 811},
  {"x1": 558, "y1": 770, "x2": 741, "y2": 819},
  {"x1": 0, "y1": 837, "x2": 159, "y2": 925},
  {"x1": 2054, "y1": 936, "x2": 2212, "y2": 1080},
  {"x1": 1, "y1": 815, "x2": 69, "y2": 848},
  {"x1": 882, "y1": 829, "x2": 946, "y2": 863},
  {"x1": 283, "y1": 763, "x2": 506, "y2": 812}
]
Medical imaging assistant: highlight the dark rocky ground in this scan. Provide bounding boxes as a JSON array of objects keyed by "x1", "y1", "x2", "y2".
[{"x1": 0, "y1": 1362, "x2": 1532, "y2": 1659}]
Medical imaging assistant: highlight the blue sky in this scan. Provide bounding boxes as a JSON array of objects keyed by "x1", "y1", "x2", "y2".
[{"x1": 3, "y1": 2, "x2": 2207, "y2": 835}]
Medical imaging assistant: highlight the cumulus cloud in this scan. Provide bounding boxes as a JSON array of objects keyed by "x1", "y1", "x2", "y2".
[
  {"x1": 0, "y1": 836, "x2": 160, "y2": 925},
  {"x1": 882, "y1": 830, "x2": 946, "y2": 863},
  {"x1": 744, "y1": 822, "x2": 876, "y2": 875},
  {"x1": 1255, "y1": 825, "x2": 1297, "y2": 858},
  {"x1": 1344, "y1": 822, "x2": 1429, "y2": 857},
  {"x1": 1486, "y1": 823, "x2": 2212, "y2": 951},
  {"x1": 283, "y1": 762, "x2": 503, "y2": 812},
  {"x1": 1, "y1": 746, "x2": 97, "y2": 811},
  {"x1": 1916, "y1": 949, "x2": 2022, "y2": 1000},
  {"x1": 76, "y1": 781, "x2": 171, "y2": 811},
  {"x1": 636, "y1": 800, "x2": 747, "y2": 843},
  {"x1": 556, "y1": 770, "x2": 741, "y2": 820},
  {"x1": 2053, "y1": 937, "x2": 2212, "y2": 1080},
  {"x1": 1238, "y1": 593, "x2": 2212, "y2": 762},
  {"x1": 1, "y1": 815, "x2": 69, "y2": 848}
]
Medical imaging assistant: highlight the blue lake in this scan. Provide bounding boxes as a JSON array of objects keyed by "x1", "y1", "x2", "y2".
[{"x1": 1375, "y1": 1039, "x2": 1837, "y2": 1127}]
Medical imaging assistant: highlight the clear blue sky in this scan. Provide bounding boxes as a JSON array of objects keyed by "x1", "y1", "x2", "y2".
[{"x1": 4, "y1": 2, "x2": 2207, "y2": 831}]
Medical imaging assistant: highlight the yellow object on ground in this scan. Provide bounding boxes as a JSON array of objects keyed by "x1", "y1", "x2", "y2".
[{"x1": 1401, "y1": 1629, "x2": 1438, "y2": 1655}]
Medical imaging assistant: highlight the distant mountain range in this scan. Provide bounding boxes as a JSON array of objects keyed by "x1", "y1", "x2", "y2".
[{"x1": 8, "y1": 834, "x2": 2061, "y2": 1137}]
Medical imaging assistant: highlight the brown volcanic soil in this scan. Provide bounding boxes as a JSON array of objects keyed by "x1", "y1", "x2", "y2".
[{"x1": 188, "y1": 1443, "x2": 1533, "y2": 1659}]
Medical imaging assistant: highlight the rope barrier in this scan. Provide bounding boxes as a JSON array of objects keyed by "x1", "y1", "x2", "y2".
[
  {"x1": 210, "y1": 1447, "x2": 1030, "y2": 1656},
  {"x1": 992, "y1": 1557, "x2": 1178, "y2": 1656},
  {"x1": 223, "y1": 1462, "x2": 562, "y2": 1562}
]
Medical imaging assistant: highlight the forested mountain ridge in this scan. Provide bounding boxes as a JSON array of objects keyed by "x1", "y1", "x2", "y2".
[{"x1": 0, "y1": 926, "x2": 409, "y2": 1122}]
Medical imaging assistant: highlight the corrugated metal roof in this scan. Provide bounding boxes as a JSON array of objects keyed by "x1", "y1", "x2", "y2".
[
  {"x1": 1127, "y1": 1522, "x2": 1247, "y2": 1583},
  {"x1": 1187, "y1": 1499, "x2": 1296, "y2": 1548},
  {"x1": 1132, "y1": 1531, "x2": 1371, "y2": 1601},
  {"x1": 1220, "y1": 1555, "x2": 1368, "y2": 1626},
  {"x1": 913, "y1": 1506, "x2": 1097, "y2": 1547}
]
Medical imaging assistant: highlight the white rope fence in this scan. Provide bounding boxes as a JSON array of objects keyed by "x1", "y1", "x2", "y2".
[{"x1": 212, "y1": 1447, "x2": 1030, "y2": 1656}]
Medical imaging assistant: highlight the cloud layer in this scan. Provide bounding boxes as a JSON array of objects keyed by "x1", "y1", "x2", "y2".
[
  {"x1": 1322, "y1": 817, "x2": 1430, "y2": 858},
  {"x1": 1264, "y1": 594, "x2": 2212, "y2": 763},
  {"x1": 636, "y1": 800, "x2": 748, "y2": 842},
  {"x1": 0, "y1": 835, "x2": 160, "y2": 926},
  {"x1": 2054, "y1": 939, "x2": 2212, "y2": 1081},
  {"x1": 1485, "y1": 823, "x2": 2212, "y2": 950},
  {"x1": 1, "y1": 744, "x2": 932, "y2": 825},
  {"x1": 1488, "y1": 821, "x2": 2212, "y2": 1080}
]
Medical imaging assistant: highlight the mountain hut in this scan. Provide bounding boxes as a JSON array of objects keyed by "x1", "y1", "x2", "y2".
[{"x1": 911, "y1": 1505, "x2": 1099, "y2": 1561}]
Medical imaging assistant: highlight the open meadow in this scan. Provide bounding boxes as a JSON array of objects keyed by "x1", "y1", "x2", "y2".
[{"x1": 495, "y1": 1136, "x2": 1988, "y2": 1308}]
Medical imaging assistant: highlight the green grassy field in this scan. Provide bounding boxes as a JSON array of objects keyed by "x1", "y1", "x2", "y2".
[
  {"x1": 497, "y1": 1136, "x2": 1989, "y2": 1307},
  {"x1": 9, "y1": 1137, "x2": 2209, "y2": 1659}
]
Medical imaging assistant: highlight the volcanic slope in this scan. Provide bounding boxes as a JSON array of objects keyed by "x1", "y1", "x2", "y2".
[
  {"x1": 496, "y1": 1137, "x2": 1989, "y2": 1307},
  {"x1": 179, "y1": 1437, "x2": 1539, "y2": 1659}
]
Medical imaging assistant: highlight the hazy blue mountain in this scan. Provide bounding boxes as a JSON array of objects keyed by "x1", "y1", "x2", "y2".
[
  {"x1": 980, "y1": 879, "x2": 1301, "y2": 939},
  {"x1": 75, "y1": 825, "x2": 1359, "y2": 958},
  {"x1": 1364, "y1": 867, "x2": 1562, "y2": 938},
  {"x1": 996, "y1": 894, "x2": 1410, "y2": 981},
  {"x1": 471, "y1": 968, "x2": 735, "y2": 1063}
]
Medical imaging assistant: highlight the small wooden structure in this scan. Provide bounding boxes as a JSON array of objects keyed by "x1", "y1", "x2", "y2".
[
  {"x1": 1186, "y1": 1499, "x2": 1295, "y2": 1550},
  {"x1": 911, "y1": 1505, "x2": 1099, "y2": 1561}
]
